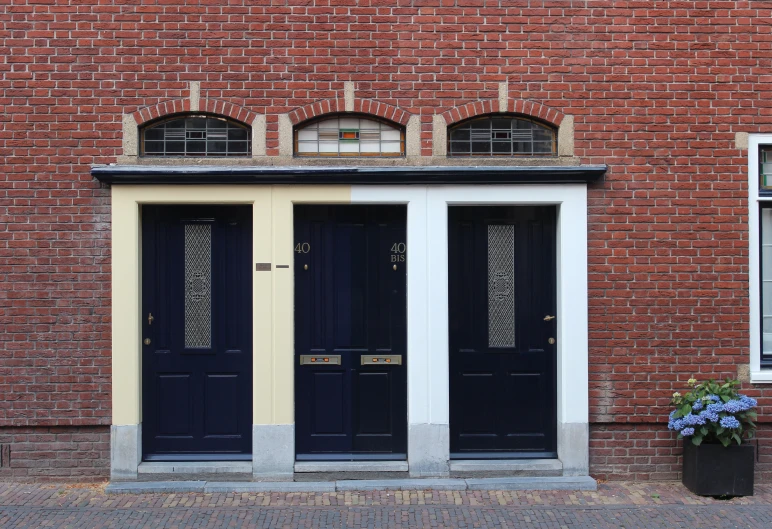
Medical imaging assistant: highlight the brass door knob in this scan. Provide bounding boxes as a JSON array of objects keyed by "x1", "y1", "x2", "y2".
[{"x1": 143, "y1": 338, "x2": 151, "y2": 346}]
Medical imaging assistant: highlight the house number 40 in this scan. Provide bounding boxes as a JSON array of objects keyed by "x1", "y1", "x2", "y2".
[
  {"x1": 295, "y1": 242, "x2": 310, "y2": 254},
  {"x1": 390, "y1": 242, "x2": 406, "y2": 263}
]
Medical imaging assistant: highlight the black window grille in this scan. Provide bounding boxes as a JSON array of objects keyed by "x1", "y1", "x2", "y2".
[
  {"x1": 448, "y1": 115, "x2": 556, "y2": 157},
  {"x1": 141, "y1": 115, "x2": 251, "y2": 157}
]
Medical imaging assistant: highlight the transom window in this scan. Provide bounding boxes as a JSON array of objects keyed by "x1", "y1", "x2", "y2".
[
  {"x1": 448, "y1": 115, "x2": 556, "y2": 156},
  {"x1": 295, "y1": 115, "x2": 405, "y2": 157},
  {"x1": 141, "y1": 115, "x2": 251, "y2": 157}
]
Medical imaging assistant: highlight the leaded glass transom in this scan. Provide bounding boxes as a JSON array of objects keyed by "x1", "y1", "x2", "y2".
[
  {"x1": 448, "y1": 116, "x2": 556, "y2": 156},
  {"x1": 488, "y1": 224, "x2": 515, "y2": 348},
  {"x1": 295, "y1": 116, "x2": 405, "y2": 156},
  {"x1": 184, "y1": 223, "x2": 212, "y2": 348},
  {"x1": 142, "y1": 115, "x2": 251, "y2": 157}
]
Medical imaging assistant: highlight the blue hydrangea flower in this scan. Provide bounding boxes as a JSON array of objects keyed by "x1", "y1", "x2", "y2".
[
  {"x1": 739, "y1": 395, "x2": 757, "y2": 410},
  {"x1": 723, "y1": 400, "x2": 742, "y2": 414},
  {"x1": 720, "y1": 416, "x2": 740, "y2": 429},
  {"x1": 707, "y1": 395, "x2": 721, "y2": 402},
  {"x1": 691, "y1": 400, "x2": 703, "y2": 411},
  {"x1": 680, "y1": 427, "x2": 695, "y2": 437},
  {"x1": 700, "y1": 410, "x2": 719, "y2": 423},
  {"x1": 706, "y1": 403, "x2": 724, "y2": 414}
]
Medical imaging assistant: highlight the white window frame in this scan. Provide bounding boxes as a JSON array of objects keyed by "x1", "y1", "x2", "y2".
[{"x1": 748, "y1": 134, "x2": 772, "y2": 382}]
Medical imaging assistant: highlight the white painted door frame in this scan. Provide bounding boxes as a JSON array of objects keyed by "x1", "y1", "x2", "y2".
[{"x1": 351, "y1": 184, "x2": 590, "y2": 476}]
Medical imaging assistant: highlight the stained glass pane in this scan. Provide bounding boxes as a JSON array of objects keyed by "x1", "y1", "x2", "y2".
[
  {"x1": 295, "y1": 116, "x2": 405, "y2": 156},
  {"x1": 488, "y1": 224, "x2": 515, "y2": 348},
  {"x1": 448, "y1": 116, "x2": 556, "y2": 157},
  {"x1": 184, "y1": 224, "x2": 212, "y2": 349},
  {"x1": 142, "y1": 115, "x2": 251, "y2": 157}
]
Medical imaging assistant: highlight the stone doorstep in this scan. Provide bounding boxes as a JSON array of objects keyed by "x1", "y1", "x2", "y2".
[
  {"x1": 449, "y1": 458, "x2": 563, "y2": 474},
  {"x1": 138, "y1": 462, "x2": 253, "y2": 474},
  {"x1": 106, "y1": 476, "x2": 597, "y2": 494},
  {"x1": 294, "y1": 461, "x2": 409, "y2": 473}
]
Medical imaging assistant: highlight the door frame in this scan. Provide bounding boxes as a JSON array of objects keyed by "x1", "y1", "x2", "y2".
[
  {"x1": 108, "y1": 183, "x2": 589, "y2": 480},
  {"x1": 350, "y1": 185, "x2": 590, "y2": 477}
]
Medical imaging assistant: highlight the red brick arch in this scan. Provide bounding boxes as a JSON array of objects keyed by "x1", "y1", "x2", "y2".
[
  {"x1": 440, "y1": 99, "x2": 564, "y2": 128},
  {"x1": 288, "y1": 98, "x2": 412, "y2": 126},
  {"x1": 132, "y1": 98, "x2": 258, "y2": 127}
]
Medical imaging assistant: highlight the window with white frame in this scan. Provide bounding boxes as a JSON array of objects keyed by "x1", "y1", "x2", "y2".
[
  {"x1": 760, "y1": 147, "x2": 772, "y2": 367},
  {"x1": 749, "y1": 138, "x2": 772, "y2": 381}
]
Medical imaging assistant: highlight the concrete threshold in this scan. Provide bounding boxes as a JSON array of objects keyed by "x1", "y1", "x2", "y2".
[
  {"x1": 106, "y1": 476, "x2": 597, "y2": 494},
  {"x1": 294, "y1": 460, "x2": 408, "y2": 473},
  {"x1": 450, "y1": 459, "x2": 563, "y2": 476},
  {"x1": 138, "y1": 461, "x2": 252, "y2": 474}
]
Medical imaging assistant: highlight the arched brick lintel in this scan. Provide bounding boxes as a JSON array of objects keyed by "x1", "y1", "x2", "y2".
[
  {"x1": 288, "y1": 99, "x2": 412, "y2": 126},
  {"x1": 440, "y1": 100, "x2": 564, "y2": 128},
  {"x1": 132, "y1": 99, "x2": 258, "y2": 127}
]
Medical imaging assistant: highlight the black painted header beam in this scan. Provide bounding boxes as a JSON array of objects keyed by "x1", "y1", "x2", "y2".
[{"x1": 91, "y1": 164, "x2": 607, "y2": 185}]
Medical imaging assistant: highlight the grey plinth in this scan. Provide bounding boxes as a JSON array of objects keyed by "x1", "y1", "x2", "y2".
[
  {"x1": 557, "y1": 422, "x2": 590, "y2": 476},
  {"x1": 252, "y1": 424, "x2": 294, "y2": 481},
  {"x1": 408, "y1": 423, "x2": 450, "y2": 477},
  {"x1": 110, "y1": 424, "x2": 142, "y2": 480}
]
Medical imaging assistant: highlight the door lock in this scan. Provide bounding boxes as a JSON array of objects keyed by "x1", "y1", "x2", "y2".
[
  {"x1": 148, "y1": 313, "x2": 154, "y2": 325},
  {"x1": 544, "y1": 315, "x2": 556, "y2": 321},
  {"x1": 548, "y1": 337, "x2": 555, "y2": 345}
]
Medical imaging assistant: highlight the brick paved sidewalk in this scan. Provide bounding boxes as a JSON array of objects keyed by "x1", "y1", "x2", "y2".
[{"x1": 1, "y1": 481, "x2": 772, "y2": 528}]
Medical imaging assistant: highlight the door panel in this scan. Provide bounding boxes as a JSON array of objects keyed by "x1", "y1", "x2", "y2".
[
  {"x1": 142, "y1": 206, "x2": 252, "y2": 459},
  {"x1": 449, "y1": 206, "x2": 557, "y2": 456},
  {"x1": 295, "y1": 205, "x2": 407, "y2": 457}
]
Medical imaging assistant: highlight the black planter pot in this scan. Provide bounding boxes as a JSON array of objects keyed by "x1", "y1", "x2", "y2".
[{"x1": 682, "y1": 441, "x2": 755, "y2": 496}]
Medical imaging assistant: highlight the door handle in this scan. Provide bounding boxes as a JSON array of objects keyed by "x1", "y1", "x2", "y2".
[
  {"x1": 543, "y1": 315, "x2": 556, "y2": 321},
  {"x1": 148, "y1": 313, "x2": 154, "y2": 325}
]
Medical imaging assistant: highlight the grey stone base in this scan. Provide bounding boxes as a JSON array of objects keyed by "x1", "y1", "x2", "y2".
[
  {"x1": 408, "y1": 423, "x2": 450, "y2": 477},
  {"x1": 106, "y1": 476, "x2": 597, "y2": 494},
  {"x1": 295, "y1": 461, "x2": 408, "y2": 473},
  {"x1": 139, "y1": 461, "x2": 252, "y2": 474},
  {"x1": 110, "y1": 424, "x2": 141, "y2": 481},
  {"x1": 557, "y1": 422, "x2": 590, "y2": 476},
  {"x1": 252, "y1": 424, "x2": 294, "y2": 481},
  {"x1": 450, "y1": 458, "x2": 563, "y2": 477}
]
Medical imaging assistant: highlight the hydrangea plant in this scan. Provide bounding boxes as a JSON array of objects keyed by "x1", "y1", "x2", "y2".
[{"x1": 668, "y1": 378, "x2": 757, "y2": 447}]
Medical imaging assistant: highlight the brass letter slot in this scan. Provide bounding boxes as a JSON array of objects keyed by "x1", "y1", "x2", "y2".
[
  {"x1": 300, "y1": 355, "x2": 341, "y2": 365},
  {"x1": 361, "y1": 355, "x2": 402, "y2": 366}
]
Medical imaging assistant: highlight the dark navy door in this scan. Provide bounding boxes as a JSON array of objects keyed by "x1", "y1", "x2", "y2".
[
  {"x1": 449, "y1": 206, "x2": 557, "y2": 457},
  {"x1": 294, "y1": 205, "x2": 407, "y2": 458},
  {"x1": 142, "y1": 206, "x2": 252, "y2": 460}
]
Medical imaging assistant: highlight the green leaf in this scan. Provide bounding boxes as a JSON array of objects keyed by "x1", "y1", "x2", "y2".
[
  {"x1": 720, "y1": 437, "x2": 731, "y2": 447},
  {"x1": 700, "y1": 427, "x2": 708, "y2": 436},
  {"x1": 733, "y1": 433, "x2": 742, "y2": 445},
  {"x1": 692, "y1": 436, "x2": 703, "y2": 446}
]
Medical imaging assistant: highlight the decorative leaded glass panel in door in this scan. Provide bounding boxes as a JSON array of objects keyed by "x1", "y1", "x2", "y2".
[{"x1": 488, "y1": 225, "x2": 515, "y2": 348}]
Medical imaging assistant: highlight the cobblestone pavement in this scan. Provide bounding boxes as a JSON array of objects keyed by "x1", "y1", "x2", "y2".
[{"x1": 1, "y1": 481, "x2": 772, "y2": 528}]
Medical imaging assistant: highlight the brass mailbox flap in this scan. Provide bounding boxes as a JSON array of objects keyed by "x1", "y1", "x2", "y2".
[
  {"x1": 300, "y1": 355, "x2": 341, "y2": 365},
  {"x1": 361, "y1": 355, "x2": 402, "y2": 366}
]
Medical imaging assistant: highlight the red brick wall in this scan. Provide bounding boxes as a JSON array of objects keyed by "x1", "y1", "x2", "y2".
[
  {"x1": 1, "y1": 0, "x2": 771, "y2": 479},
  {"x1": 0, "y1": 427, "x2": 109, "y2": 482}
]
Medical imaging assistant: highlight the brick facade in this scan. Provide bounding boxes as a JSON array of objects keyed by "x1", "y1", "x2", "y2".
[{"x1": 1, "y1": 0, "x2": 771, "y2": 480}]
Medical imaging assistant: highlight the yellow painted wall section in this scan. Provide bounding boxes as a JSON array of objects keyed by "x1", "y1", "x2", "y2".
[
  {"x1": 110, "y1": 184, "x2": 350, "y2": 428},
  {"x1": 265, "y1": 186, "x2": 351, "y2": 424}
]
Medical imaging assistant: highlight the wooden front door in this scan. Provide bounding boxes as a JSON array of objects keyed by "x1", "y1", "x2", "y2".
[
  {"x1": 449, "y1": 206, "x2": 557, "y2": 457},
  {"x1": 294, "y1": 205, "x2": 407, "y2": 458},
  {"x1": 141, "y1": 205, "x2": 253, "y2": 460}
]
